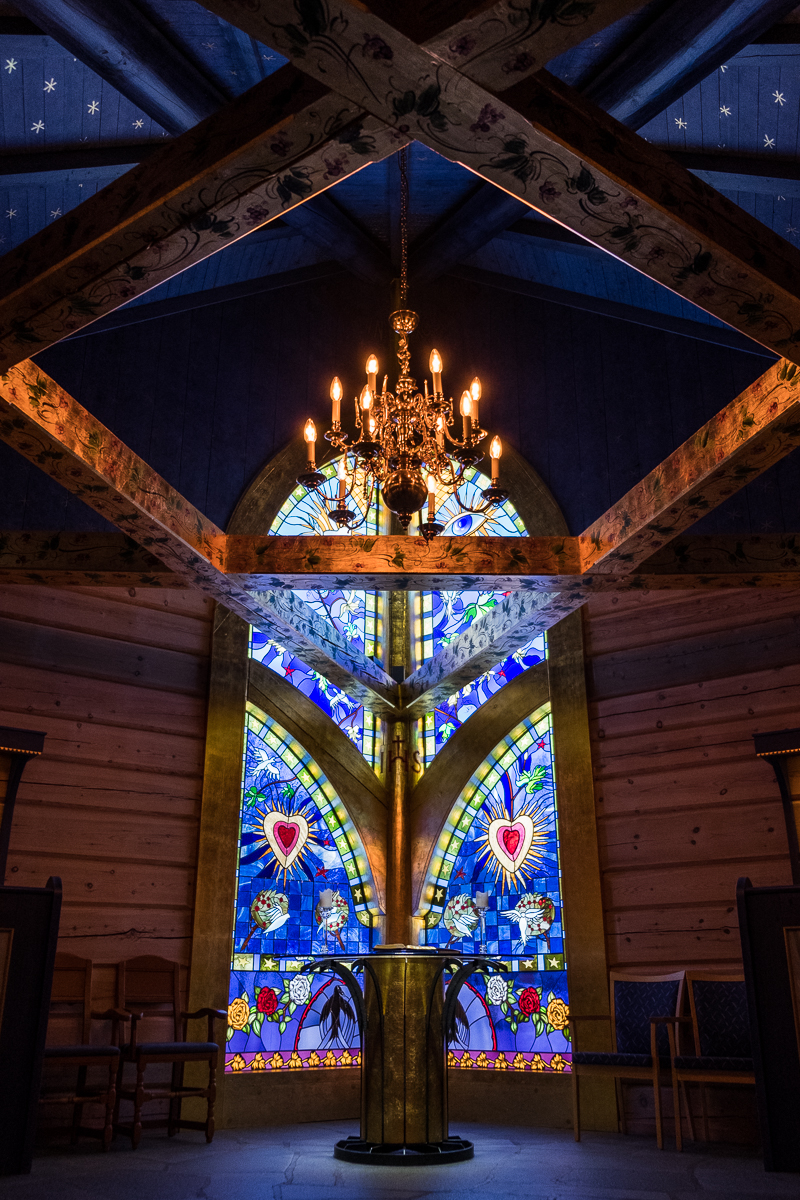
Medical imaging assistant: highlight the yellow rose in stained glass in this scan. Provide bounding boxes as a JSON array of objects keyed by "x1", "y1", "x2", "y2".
[
  {"x1": 546, "y1": 997, "x2": 569, "y2": 1031},
  {"x1": 227, "y1": 996, "x2": 250, "y2": 1031}
]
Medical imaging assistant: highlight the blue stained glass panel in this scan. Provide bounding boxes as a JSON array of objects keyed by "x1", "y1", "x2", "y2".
[
  {"x1": 249, "y1": 458, "x2": 384, "y2": 769},
  {"x1": 424, "y1": 708, "x2": 571, "y2": 1070}
]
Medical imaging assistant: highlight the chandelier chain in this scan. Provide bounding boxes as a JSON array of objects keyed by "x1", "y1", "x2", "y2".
[{"x1": 399, "y1": 146, "x2": 409, "y2": 309}]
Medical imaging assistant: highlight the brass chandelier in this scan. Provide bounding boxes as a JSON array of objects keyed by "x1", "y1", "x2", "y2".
[{"x1": 298, "y1": 148, "x2": 508, "y2": 539}]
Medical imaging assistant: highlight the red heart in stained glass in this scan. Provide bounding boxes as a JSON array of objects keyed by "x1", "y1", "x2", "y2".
[
  {"x1": 502, "y1": 827, "x2": 521, "y2": 858},
  {"x1": 276, "y1": 822, "x2": 299, "y2": 853}
]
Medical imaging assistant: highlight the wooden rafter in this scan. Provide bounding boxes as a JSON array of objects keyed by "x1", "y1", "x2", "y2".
[
  {"x1": 3, "y1": 531, "x2": 800, "y2": 593},
  {"x1": 203, "y1": 0, "x2": 800, "y2": 364},
  {"x1": 0, "y1": 71, "x2": 399, "y2": 373},
  {"x1": 399, "y1": 359, "x2": 800, "y2": 709},
  {"x1": 0, "y1": 360, "x2": 398, "y2": 711},
  {"x1": 0, "y1": 1, "x2": 650, "y2": 371}
]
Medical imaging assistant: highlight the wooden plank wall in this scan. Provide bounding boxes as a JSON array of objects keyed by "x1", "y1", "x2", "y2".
[
  {"x1": 584, "y1": 585, "x2": 799, "y2": 1142},
  {"x1": 1, "y1": 583, "x2": 212, "y2": 970}
]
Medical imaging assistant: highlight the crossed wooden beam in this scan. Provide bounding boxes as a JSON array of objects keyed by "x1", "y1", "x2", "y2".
[
  {"x1": 2, "y1": 0, "x2": 800, "y2": 718},
  {"x1": 3, "y1": 356, "x2": 800, "y2": 716}
]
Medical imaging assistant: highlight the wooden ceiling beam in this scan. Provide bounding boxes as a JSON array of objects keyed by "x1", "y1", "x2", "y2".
[
  {"x1": 16, "y1": 0, "x2": 228, "y2": 133},
  {"x1": 399, "y1": 358, "x2": 800, "y2": 708},
  {"x1": 214, "y1": 0, "x2": 800, "y2": 360},
  {"x1": 0, "y1": 70, "x2": 401, "y2": 373},
  {"x1": 3, "y1": 531, "x2": 800, "y2": 592},
  {"x1": 0, "y1": 361, "x2": 399, "y2": 711},
  {"x1": 584, "y1": 0, "x2": 800, "y2": 130},
  {"x1": 582, "y1": 358, "x2": 800, "y2": 573},
  {"x1": 0, "y1": 1, "x2": 641, "y2": 370}
]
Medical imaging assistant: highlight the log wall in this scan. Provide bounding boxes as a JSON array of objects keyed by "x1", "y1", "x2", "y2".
[
  {"x1": 585, "y1": 585, "x2": 798, "y2": 1142},
  {"x1": 1, "y1": 583, "x2": 212, "y2": 968}
]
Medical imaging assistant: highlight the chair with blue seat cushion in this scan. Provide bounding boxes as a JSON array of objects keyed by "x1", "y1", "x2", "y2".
[
  {"x1": 571, "y1": 970, "x2": 685, "y2": 1149},
  {"x1": 668, "y1": 972, "x2": 754, "y2": 1151},
  {"x1": 39, "y1": 953, "x2": 132, "y2": 1149},
  {"x1": 113, "y1": 956, "x2": 225, "y2": 1148}
]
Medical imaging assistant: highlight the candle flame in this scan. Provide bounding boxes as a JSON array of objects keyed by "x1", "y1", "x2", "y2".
[
  {"x1": 460, "y1": 390, "x2": 472, "y2": 416},
  {"x1": 429, "y1": 348, "x2": 442, "y2": 374},
  {"x1": 470, "y1": 376, "x2": 481, "y2": 402},
  {"x1": 490, "y1": 436, "x2": 502, "y2": 459},
  {"x1": 329, "y1": 376, "x2": 343, "y2": 402},
  {"x1": 360, "y1": 385, "x2": 372, "y2": 410},
  {"x1": 337, "y1": 457, "x2": 346, "y2": 481},
  {"x1": 304, "y1": 419, "x2": 316, "y2": 443},
  {"x1": 366, "y1": 354, "x2": 378, "y2": 375}
]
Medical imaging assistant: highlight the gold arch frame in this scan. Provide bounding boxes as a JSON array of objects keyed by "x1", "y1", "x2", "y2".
[{"x1": 187, "y1": 435, "x2": 614, "y2": 1130}]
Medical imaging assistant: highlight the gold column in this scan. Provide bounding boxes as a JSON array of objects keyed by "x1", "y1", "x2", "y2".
[
  {"x1": 361, "y1": 952, "x2": 446, "y2": 1145},
  {"x1": 385, "y1": 588, "x2": 412, "y2": 944},
  {"x1": 385, "y1": 720, "x2": 412, "y2": 944}
]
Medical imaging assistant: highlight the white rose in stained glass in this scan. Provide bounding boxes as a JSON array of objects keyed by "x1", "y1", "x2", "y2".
[
  {"x1": 289, "y1": 974, "x2": 311, "y2": 1005},
  {"x1": 486, "y1": 975, "x2": 508, "y2": 1006}
]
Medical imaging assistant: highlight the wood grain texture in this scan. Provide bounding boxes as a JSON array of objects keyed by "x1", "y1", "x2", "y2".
[
  {"x1": 206, "y1": 0, "x2": 800, "y2": 362},
  {"x1": 1, "y1": 583, "x2": 212, "y2": 964},
  {"x1": 583, "y1": 360, "x2": 800, "y2": 571},
  {"x1": 0, "y1": 531, "x2": 179, "y2": 586},
  {"x1": 185, "y1": 605, "x2": 248, "y2": 1123},
  {"x1": 0, "y1": 362, "x2": 398, "y2": 710},
  {"x1": 585, "y1": 588, "x2": 796, "y2": 974}
]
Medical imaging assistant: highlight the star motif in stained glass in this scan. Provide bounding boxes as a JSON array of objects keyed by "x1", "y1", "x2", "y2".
[
  {"x1": 522, "y1": 959, "x2": 536, "y2": 970},
  {"x1": 43, "y1": 77, "x2": 57, "y2": 92},
  {"x1": 774, "y1": 91, "x2": 786, "y2": 106},
  {"x1": 261, "y1": 957, "x2": 278, "y2": 971},
  {"x1": 352, "y1": 886, "x2": 363, "y2": 902},
  {"x1": 547, "y1": 956, "x2": 561, "y2": 969},
  {"x1": 434, "y1": 887, "x2": 445, "y2": 903},
  {"x1": 31, "y1": 120, "x2": 44, "y2": 133},
  {"x1": 764, "y1": 134, "x2": 776, "y2": 148}
]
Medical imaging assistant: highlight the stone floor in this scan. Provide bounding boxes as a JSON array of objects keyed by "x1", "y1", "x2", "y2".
[{"x1": 4, "y1": 1123, "x2": 799, "y2": 1200}]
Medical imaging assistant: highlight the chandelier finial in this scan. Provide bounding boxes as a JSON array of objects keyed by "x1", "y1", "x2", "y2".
[{"x1": 297, "y1": 146, "x2": 509, "y2": 534}]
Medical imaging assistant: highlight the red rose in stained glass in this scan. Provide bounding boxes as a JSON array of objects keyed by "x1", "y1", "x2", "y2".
[
  {"x1": 256, "y1": 987, "x2": 278, "y2": 1015},
  {"x1": 518, "y1": 987, "x2": 540, "y2": 1016}
]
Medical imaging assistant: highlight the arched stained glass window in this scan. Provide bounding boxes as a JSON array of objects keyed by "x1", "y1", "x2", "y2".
[
  {"x1": 249, "y1": 459, "x2": 386, "y2": 768},
  {"x1": 423, "y1": 707, "x2": 571, "y2": 1072},
  {"x1": 226, "y1": 704, "x2": 375, "y2": 1072},
  {"x1": 230, "y1": 450, "x2": 570, "y2": 1075},
  {"x1": 412, "y1": 466, "x2": 545, "y2": 766}
]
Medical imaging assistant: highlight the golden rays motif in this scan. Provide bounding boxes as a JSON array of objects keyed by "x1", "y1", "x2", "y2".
[{"x1": 474, "y1": 791, "x2": 550, "y2": 893}]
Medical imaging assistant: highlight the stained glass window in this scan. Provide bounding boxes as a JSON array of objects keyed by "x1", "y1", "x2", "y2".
[
  {"x1": 226, "y1": 704, "x2": 374, "y2": 1073},
  {"x1": 249, "y1": 459, "x2": 385, "y2": 769},
  {"x1": 412, "y1": 465, "x2": 545, "y2": 766},
  {"x1": 423, "y1": 707, "x2": 571, "y2": 1073}
]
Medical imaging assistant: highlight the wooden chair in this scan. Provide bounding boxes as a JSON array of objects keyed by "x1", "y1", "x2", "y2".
[
  {"x1": 571, "y1": 970, "x2": 685, "y2": 1149},
  {"x1": 39, "y1": 953, "x2": 132, "y2": 1149},
  {"x1": 114, "y1": 956, "x2": 225, "y2": 1147},
  {"x1": 667, "y1": 971, "x2": 755, "y2": 1151}
]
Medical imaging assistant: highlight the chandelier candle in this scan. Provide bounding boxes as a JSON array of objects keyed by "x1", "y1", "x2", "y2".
[
  {"x1": 460, "y1": 391, "x2": 472, "y2": 441},
  {"x1": 330, "y1": 377, "x2": 342, "y2": 428},
  {"x1": 304, "y1": 419, "x2": 316, "y2": 469},
  {"x1": 491, "y1": 437, "x2": 502, "y2": 483},
  {"x1": 427, "y1": 475, "x2": 436, "y2": 522}
]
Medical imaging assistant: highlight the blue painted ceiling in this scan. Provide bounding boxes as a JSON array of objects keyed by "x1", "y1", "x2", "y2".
[{"x1": 0, "y1": 3, "x2": 799, "y2": 331}]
